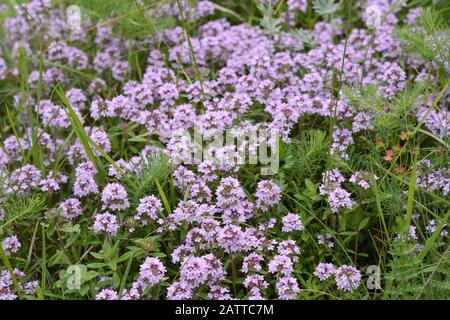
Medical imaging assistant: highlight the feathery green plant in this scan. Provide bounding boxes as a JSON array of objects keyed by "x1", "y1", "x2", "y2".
[
  {"x1": 122, "y1": 151, "x2": 170, "y2": 209},
  {"x1": 283, "y1": 130, "x2": 329, "y2": 182},
  {"x1": 0, "y1": 194, "x2": 47, "y2": 229},
  {"x1": 396, "y1": 7, "x2": 450, "y2": 66}
]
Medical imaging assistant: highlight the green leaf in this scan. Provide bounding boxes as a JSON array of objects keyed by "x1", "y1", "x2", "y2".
[
  {"x1": 0, "y1": 194, "x2": 47, "y2": 229},
  {"x1": 359, "y1": 217, "x2": 371, "y2": 231},
  {"x1": 86, "y1": 262, "x2": 108, "y2": 269},
  {"x1": 90, "y1": 252, "x2": 105, "y2": 260},
  {"x1": 313, "y1": 0, "x2": 340, "y2": 16},
  {"x1": 340, "y1": 231, "x2": 357, "y2": 236},
  {"x1": 55, "y1": 85, "x2": 106, "y2": 183}
]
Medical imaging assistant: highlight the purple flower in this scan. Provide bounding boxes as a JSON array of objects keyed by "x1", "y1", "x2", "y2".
[
  {"x1": 408, "y1": 225, "x2": 418, "y2": 241},
  {"x1": 330, "y1": 127, "x2": 354, "y2": 160},
  {"x1": 171, "y1": 200, "x2": 201, "y2": 225},
  {"x1": 0, "y1": 268, "x2": 37, "y2": 300},
  {"x1": 417, "y1": 168, "x2": 450, "y2": 196},
  {"x1": 255, "y1": 180, "x2": 281, "y2": 212},
  {"x1": 2, "y1": 235, "x2": 21, "y2": 256},
  {"x1": 278, "y1": 240, "x2": 301, "y2": 261},
  {"x1": 189, "y1": 181, "x2": 212, "y2": 202},
  {"x1": 243, "y1": 274, "x2": 268, "y2": 290},
  {"x1": 426, "y1": 219, "x2": 448, "y2": 237},
  {"x1": 328, "y1": 188, "x2": 354, "y2": 213},
  {"x1": 167, "y1": 281, "x2": 193, "y2": 300},
  {"x1": 66, "y1": 88, "x2": 87, "y2": 110},
  {"x1": 334, "y1": 265, "x2": 361, "y2": 291},
  {"x1": 248, "y1": 287, "x2": 265, "y2": 300},
  {"x1": 208, "y1": 285, "x2": 232, "y2": 300},
  {"x1": 180, "y1": 256, "x2": 209, "y2": 288},
  {"x1": 301, "y1": 72, "x2": 323, "y2": 93},
  {"x1": 96, "y1": 289, "x2": 118, "y2": 300},
  {"x1": 281, "y1": 213, "x2": 304, "y2": 232},
  {"x1": 74, "y1": 174, "x2": 98, "y2": 197},
  {"x1": 352, "y1": 112, "x2": 374, "y2": 133},
  {"x1": 93, "y1": 213, "x2": 119, "y2": 236},
  {"x1": 101, "y1": 183, "x2": 129, "y2": 211},
  {"x1": 157, "y1": 83, "x2": 179, "y2": 105},
  {"x1": 242, "y1": 252, "x2": 264, "y2": 273},
  {"x1": 136, "y1": 195, "x2": 163, "y2": 221},
  {"x1": 0, "y1": 58, "x2": 7, "y2": 80},
  {"x1": 39, "y1": 178, "x2": 60, "y2": 193},
  {"x1": 112, "y1": 60, "x2": 129, "y2": 81},
  {"x1": 217, "y1": 224, "x2": 245, "y2": 253},
  {"x1": 314, "y1": 263, "x2": 336, "y2": 281},
  {"x1": 8, "y1": 164, "x2": 41, "y2": 194},
  {"x1": 68, "y1": 142, "x2": 88, "y2": 164},
  {"x1": 268, "y1": 255, "x2": 293, "y2": 276},
  {"x1": 88, "y1": 127, "x2": 111, "y2": 156},
  {"x1": 198, "y1": 160, "x2": 217, "y2": 182},
  {"x1": 287, "y1": 0, "x2": 307, "y2": 12},
  {"x1": 3, "y1": 136, "x2": 28, "y2": 161},
  {"x1": 320, "y1": 169, "x2": 353, "y2": 213},
  {"x1": 139, "y1": 257, "x2": 166, "y2": 286},
  {"x1": 319, "y1": 168, "x2": 345, "y2": 195},
  {"x1": 349, "y1": 171, "x2": 377, "y2": 189},
  {"x1": 276, "y1": 276, "x2": 300, "y2": 300},
  {"x1": 88, "y1": 78, "x2": 107, "y2": 95},
  {"x1": 183, "y1": 227, "x2": 207, "y2": 249},
  {"x1": 39, "y1": 100, "x2": 72, "y2": 129},
  {"x1": 59, "y1": 198, "x2": 82, "y2": 220},
  {"x1": 259, "y1": 218, "x2": 277, "y2": 232},
  {"x1": 171, "y1": 244, "x2": 195, "y2": 264},
  {"x1": 74, "y1": 161, "x2": 98, "y2": 197},
  {"x1": 317, "y1": 234, "x2": 335, "y2": 248},
  {"x1": 202, "y1": 253, "x2": 226, "y2": 284},
  {"x1": 216, "y1": 177, "x2": 252, "y2": 222},
  {"x1": 173, "y1": 166, "x2": 196, "y2": 191},
  {"x1": 381, "y1": 62, "x2": 406, "y2": 99}
]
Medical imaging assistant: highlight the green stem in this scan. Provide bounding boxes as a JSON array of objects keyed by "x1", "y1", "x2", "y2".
[
  {"x1": 0, "y1": 245, "x2": 24, "y2": 300},
  {"x1": 230, "y1": 254, "x2": 237, "y2": 297}
]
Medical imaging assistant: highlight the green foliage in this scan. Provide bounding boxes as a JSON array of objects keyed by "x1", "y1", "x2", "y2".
[
  {"x1": 282, "y1": 129, "x2": 329, "y2": 183},
  {"x1": 343, "y1": 84, "x2": 384, "y2": 114},
  {"x1": 71, "y1": 0, "x2": 177, "y2": 40},
  {"x1": 56, "y1": 86, "x2": 107, "y2": 184},
  {"x1": 312, "y1": 0, "x2": 340, "y2": 17},
  {"x1": 258, "y1": 2, "x2": 283, "y2": 36},
  {"x1": 0, "y1": 194, "x2": 47, "y2": 229},
  {"x1": 291, "y1": 28, "x2": 318, "y2": 48},
  {"x1": 396, "y1": 7, "x2": 450, "y2": 66},
  {"x1": 391, "y1": 84, "x2": 425, "y2": 117},
  {"x1": 122, "y1": 150, "x2": 171, "y2": 209},
  {"x1": 54, "y1": 264, "x2": 98, "y2": 297},
  {"x1": 385, "y1": 239, "x2": 450, "y2": 299}
]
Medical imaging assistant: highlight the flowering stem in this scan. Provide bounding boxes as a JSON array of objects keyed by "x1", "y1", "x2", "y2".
[
  {"x1": 370, "y1": 161, "x2": 391, "y2": 245},
  {"x1": 230, "y1": 253, "x2": 237, "y2": 296},
  {"x1": 41, "y1": 224, "x2": 47, "y2": 294},
  {"x1": 176, "y1": 0, "x2": 205, "y2": 98}
]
